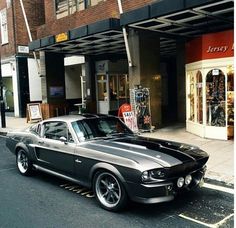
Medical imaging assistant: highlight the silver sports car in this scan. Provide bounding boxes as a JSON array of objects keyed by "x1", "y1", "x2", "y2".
[{"x1": 6, "y1": 114, "x2": 209, "y2": 211}]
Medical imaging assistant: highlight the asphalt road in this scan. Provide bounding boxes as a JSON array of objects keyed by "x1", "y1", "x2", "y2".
[{"x1": 0, "y1": 136, "x2": 234, "y2": 228}]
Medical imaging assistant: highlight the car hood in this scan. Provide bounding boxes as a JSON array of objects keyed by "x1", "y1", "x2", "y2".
[{"x1": 82, "y1": 135, "x2": 209, "y2": 169}]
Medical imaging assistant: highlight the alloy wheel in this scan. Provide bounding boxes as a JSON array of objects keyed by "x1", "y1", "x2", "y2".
[
  {"x1": 95, "y1": 172, "x2": 122, "y2": 209},
  {"x1": 17, "y1": 150, "x2": 29, "y2": 174}
]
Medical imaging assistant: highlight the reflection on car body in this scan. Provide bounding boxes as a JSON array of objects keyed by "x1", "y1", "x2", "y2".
[{"x1": 6, "y1": 114, "x2": 209, "y2": 211}]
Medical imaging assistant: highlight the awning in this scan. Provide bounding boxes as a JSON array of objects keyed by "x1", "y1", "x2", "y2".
[
  {"x1": 29, "y1": 18, "x2": 126, "y2": 56},
  {"x1": 121, "y1": 0, "x2": 234, "y2": 56},
  {"x1": 29, "y1": 1, "x2": 233, "y2": 58}
]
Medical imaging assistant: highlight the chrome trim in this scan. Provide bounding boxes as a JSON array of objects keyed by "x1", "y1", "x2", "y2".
[
  {"x1": 132, "y1": 195, "x2": 174, "y2": 204},
  {"x1": 33, "y1": 164, "x2": 81, "y2": 184}
]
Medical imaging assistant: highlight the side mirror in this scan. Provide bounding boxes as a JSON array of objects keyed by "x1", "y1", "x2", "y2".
[{"x1": 59, "y1": 136, "x2": 67, "y2": 144}]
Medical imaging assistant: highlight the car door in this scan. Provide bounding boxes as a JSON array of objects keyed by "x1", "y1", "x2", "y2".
[{"x1": 35, "y1": 121, "x2": 76, "y2": 176}]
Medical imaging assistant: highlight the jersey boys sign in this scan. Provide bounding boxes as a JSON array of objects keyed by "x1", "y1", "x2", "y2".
[{"x1": 186, "y1": 30, "x2": 233, "y2": 63}]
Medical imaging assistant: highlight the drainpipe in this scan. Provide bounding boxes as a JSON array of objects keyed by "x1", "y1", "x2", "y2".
[
  {"x1": 117, "y1": 0, "x2": 133, "y2": 67},
  {"x1": 19, "y1": 0, "x2": 40, "y2": 75}
]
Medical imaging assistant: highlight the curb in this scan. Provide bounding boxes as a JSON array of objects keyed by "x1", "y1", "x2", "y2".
[
  {"x1": 0, "y1": 131, "x2": 7, "y2": 136},
  {"x1": 204, "y1": 178, "x2": 234, "y2": 189}
]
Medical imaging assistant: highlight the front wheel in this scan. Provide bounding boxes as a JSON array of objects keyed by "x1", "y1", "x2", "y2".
[
  {"x1": 16, "y1": 149, "x2": 33, "y2": 176},
  {"x1": 93, "y1": 171, "x2": 127, "y2": 211}
]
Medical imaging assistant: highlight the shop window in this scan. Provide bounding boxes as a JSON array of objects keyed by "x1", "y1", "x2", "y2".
[
  {"x1": 206, "y1": 69, "x2": 226, "y2": 127},
  {"x1": 187, "y1": 71, "x2": 203, "y2": 124},
  {"x1": 227, "y1": 66, "x2": 234, "y2": 138},
  {"x1": 196, "y1": 71, "x2": 203, "y2": 124},
  {"x1": 55, "y1": 0, "x2": 85, "y2": 19},
  {"x1": 109, "y1": 75, "x2": 118, "y2": 100},
  {"x1": 188, "y1": 73, "x2": 195, "y2": 121}
]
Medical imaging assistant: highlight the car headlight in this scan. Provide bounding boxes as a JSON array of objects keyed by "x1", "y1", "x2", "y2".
[
  {"x1": 141, "y1": 171, "x2": 149, "y2": 182},
  {"x1": 141, "y1": 169, "x2": 166, "y2": 183}
]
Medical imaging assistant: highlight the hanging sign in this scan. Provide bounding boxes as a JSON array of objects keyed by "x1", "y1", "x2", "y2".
[
  {"x1": 55, "y1": 32, "x2": 68, "y2": 43},
  {"x1": 18, "y1": 45, "x2": 29, "y2": 54}
]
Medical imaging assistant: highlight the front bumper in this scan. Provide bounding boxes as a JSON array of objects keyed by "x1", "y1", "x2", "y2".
[{"x1": 126, "y1": 166, "x2": 206, "y2": 204}]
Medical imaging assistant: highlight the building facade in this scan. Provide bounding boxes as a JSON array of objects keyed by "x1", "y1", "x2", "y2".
[
  {"x1": 0, "y1": 0, "x2": 45, "y2": 117},
  {"x1": 1, "y1": 0, "x2": 234, "y2": 140}
]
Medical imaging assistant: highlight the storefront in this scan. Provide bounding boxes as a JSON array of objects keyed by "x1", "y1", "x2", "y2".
[
  {"x1": 186, "y1": 30, "x2": 234, "y2": 140},
  {"x1": 95, "y1": 60, "x2": 129, "y2": 115},
  {"x1": 1, "y1": 59, "x2": 18, "y2": 115}
]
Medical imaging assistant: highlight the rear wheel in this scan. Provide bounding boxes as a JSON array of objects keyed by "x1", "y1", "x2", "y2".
[
  {"x1": 93, "y1": 171, "x2": 127, "y2": 211},
  {"x1": 16, "y1": 149, "x2": 33, "y2": 176}
]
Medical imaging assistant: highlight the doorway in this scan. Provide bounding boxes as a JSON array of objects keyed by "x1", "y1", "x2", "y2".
[{"x1": 96, "y1": 74, "x2": 129, "y2": 115}]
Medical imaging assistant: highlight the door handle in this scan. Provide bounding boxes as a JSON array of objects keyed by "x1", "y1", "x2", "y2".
[{"x1": 75, "y1": 159, "x2": 82, "y2": 163}]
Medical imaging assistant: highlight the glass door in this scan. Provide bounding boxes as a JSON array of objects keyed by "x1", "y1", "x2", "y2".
[
  {"x1": 205, "y1": 68, "x2": 227, "y2": 140},
  {"x1": 109, "y1": 74, "x2": 129, "y2": 113},
  {"x1": 96, "y1": 74, "x2": 109, "y2": 114}
]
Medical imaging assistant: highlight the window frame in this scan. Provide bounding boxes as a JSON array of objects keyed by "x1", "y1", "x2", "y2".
[
  {"x1": 42, "y1": 121, "x2": 75, "y2": 143},
  {"x1": 0, "y1": 8, "x2": 8, "y2": 45}
]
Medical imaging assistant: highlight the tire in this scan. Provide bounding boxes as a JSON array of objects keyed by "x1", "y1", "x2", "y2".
[
  {"x1": 16, "y1": 149, "x2": 33, "y2": 176},
  {"x1": 93, "y1": 171, "x2": 127, "y2": 212}
]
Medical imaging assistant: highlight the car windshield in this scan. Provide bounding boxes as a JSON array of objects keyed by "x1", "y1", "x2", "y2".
[{"x1": 71, "y1": 117, "x2": 133, "y2": 141}]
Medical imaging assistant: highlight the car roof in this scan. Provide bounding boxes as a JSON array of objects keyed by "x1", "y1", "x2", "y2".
[{"x1": 42, "y1": 114, "x2": 116, "y2": 124}]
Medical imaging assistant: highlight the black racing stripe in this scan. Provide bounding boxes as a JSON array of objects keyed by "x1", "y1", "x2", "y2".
[{"x1": 116, "y1": 137, "x2": 195, "y2": 163}]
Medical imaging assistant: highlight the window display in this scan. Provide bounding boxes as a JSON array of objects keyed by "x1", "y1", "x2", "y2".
[
  {"x1": 187, "y1": 71, "x2": 203, "y2": 124},
  {"x1": 206, "y1": 69, "x2": 226, "y2": 127},
  {"x1": 196, "y1": 71, "x2": 203, "y2": 124},
  {"x1": 227, "y1": 66, "x2": 234, "y2": 138},
  {"x1": 189, "y1": 73, "x2": 194, "y2": 121}
]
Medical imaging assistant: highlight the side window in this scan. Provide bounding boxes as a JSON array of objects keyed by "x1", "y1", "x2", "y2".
[
  {"x1": 42, "y1": 121, "x2": 74, "y2": 142},
  {"x1": 30, "y1": 124, "x2": 41, "y2": 136}
]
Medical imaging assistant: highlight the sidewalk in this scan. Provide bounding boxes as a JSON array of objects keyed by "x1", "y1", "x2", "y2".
[{"x1": 1, "y1": 116, "x2": 234, "y2": 186}]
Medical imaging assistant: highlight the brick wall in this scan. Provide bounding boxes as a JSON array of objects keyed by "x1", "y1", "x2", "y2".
[
  {"x1": 122, "y1": 0, "x2": 154, "y2": 12},
  {"x1": 37, "y1": 0, "x2": 155, "y2": 37},
  {"x1": 0, "y1": 0, "x2": 45, "y2": 58}
]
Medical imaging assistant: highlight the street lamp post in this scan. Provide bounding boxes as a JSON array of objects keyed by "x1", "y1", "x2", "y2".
[{"x1": 0, "y1": 50, "x2": 6, "y2": 128}]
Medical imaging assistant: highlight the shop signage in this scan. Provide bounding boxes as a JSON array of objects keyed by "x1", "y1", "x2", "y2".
[
  {"x1": 27, "y1": 103, "x2": 42, "y2": 123},
  {"x1": 95, "y1": 60, "x2": 108, "y2": 73},
  {"x1": 18, "y1": 45, "x2": 29, "y2": 54},
  {"x1": 122, "y1": 111, "x2": 138, "y2": 132},
  {"x1": 186, "y1": 30, "x2": 233, "y2": 63},
  {"x1": 55, "y1": 32, "x2": 68, "y2": 43},
  {"x1": 206, "y1": 45, "x2": 229, "y2": 53},
  {"x1": 212, "y1": 69, "x2": 219, "y2": 75}
]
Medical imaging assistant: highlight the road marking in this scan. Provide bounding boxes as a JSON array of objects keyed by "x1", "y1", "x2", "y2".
[
  {"x1": 214, "y1": 213, "x2": 234, "y2": 227},
  {"x1": 203, "y1": 183, "x2": 234, "y2": 194},
  {"x1": 179, "y1": 214, "x2": 213, "y2": 227},
  {"x1": 179, "y1": 213, "x2": 234, "y2": 228}
]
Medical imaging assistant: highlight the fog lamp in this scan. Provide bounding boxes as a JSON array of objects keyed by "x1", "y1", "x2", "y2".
[
  {"x1": 185, "y1": 175, "x2": 192, "y2": 185},
  {"x1": 177, "y1": 177, "x2": 184, "y2": 188}
]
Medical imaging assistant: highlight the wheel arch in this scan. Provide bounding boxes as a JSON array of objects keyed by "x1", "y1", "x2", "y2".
[
  {"x1": 15, "y1": 142, "x2": 29, "y2": 156},
  {"x1": 90, "y1": 163, "x2": 127, "y2": 188}
]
